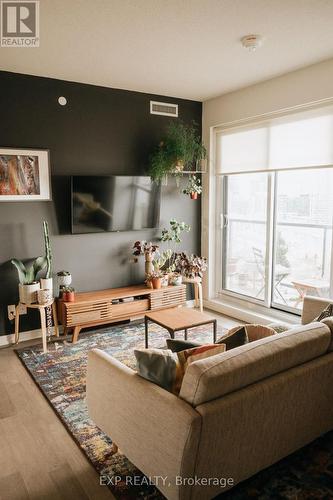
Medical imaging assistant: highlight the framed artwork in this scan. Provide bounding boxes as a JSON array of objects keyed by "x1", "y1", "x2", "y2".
[{"x1": 0, "y1": 148, "x2": 51, "y2": 201}]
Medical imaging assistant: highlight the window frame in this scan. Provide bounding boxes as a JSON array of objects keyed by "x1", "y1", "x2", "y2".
[{"x1": 211, "y1": 100, "x2": 333, "y2": 318}]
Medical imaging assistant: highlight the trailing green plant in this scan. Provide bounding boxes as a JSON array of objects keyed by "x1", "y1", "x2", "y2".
[
  {"x1": 43, "y1": 220, "x2": 52, "y2": 279},
  {"x1": 148, "y1": 121, "x2": 206, "y2": 181},
  {"x1": 11, "y1": 256, "x2": 47, "y2": 285},
  {"x1": 182, "y1": 175, "x2": 202, "y2": 196}
]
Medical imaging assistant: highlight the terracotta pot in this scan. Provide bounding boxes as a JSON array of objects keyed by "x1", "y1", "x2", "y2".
[
  {"x1": 64, "y1": 291, "x2": 75, "y2": 302},
  {"x1": 190, "y1": 192, "x2": 198, "y2": 200},
  {"x1": 151, "y1": 277, "x2": 162, "y2": 289}
]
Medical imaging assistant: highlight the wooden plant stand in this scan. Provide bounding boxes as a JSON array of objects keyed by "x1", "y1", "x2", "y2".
[{"x1": 58, "y1": 284, "x2": 186, "y2": 343}]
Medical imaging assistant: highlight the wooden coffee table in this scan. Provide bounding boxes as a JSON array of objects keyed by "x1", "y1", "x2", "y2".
[{"x1": 144, "y1": 307, "x2": 217, "y2": 348}]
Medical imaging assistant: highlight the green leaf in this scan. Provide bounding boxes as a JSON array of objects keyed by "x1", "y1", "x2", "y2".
[
  {"x1": 33, "y1": 256, "x2": 47, "y2": 279},
  {"x1": 11, "y1": 259, "x2": 28, "y2": 284}
]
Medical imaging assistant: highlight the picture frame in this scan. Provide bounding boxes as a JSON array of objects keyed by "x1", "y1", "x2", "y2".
[{"x1": 0, "y1": 147, "x2": 51, "y2": 201}]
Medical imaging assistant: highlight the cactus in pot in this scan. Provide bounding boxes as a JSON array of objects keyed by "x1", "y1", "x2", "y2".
[{"x1": 40, "y1": 220, "x2": 53, "y2": 291}]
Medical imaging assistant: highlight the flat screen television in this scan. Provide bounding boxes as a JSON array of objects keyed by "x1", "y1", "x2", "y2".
[{"x1": 71, "y1": 175, "x2": 161, "y2": 234}]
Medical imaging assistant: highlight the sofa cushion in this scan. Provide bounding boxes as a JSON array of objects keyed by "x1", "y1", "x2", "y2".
[{"x1": 179, "y1": 322, "x2": 331, "y2": 407}]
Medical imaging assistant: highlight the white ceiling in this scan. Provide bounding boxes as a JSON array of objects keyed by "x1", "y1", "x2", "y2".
[{"x1": 1, "y1": 0, "x2": 333, "y2": 101}]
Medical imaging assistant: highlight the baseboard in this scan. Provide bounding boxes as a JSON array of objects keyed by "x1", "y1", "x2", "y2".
[
  {"x1": 0, "y1": 327, "x2": 59, "y2": 347},
  {"x1": 0, "y1": 300, "x2": 195, "y2": 346}
]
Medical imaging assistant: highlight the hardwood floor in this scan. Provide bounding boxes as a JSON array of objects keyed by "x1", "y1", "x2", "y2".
[{"x1": 0, "y1": 310, "x2": 241, "y2": 500}]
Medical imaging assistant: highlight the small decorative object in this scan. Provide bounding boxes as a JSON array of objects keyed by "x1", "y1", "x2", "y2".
[
  {"x1": 37, "y1": 288, "x2": 53, "y2": 305},
  {"x1": 11, "y1": 256, "x2": 46, "y2": 304},
  {"x1": 40, "y1": 220, "x2": 53, "y2": 291},
  {"x1": 169, "y1": 273, "x2": 183, "y2": 286},
  {"x1": 182, "y1": 175, "x2": 202, "y2": 200},
  {"x1": 161, "y1": 274, "x2": 169, "y2": 287},
  {"x1": 146, "y1": 271, "x2": 163, "y2": 289},
  {"x1": 132, "y1": 240, "x2": 159, "y2": 276},
  {"x1": 149, "y1": 121, "x2": 206, "y2": 182},
  {"x1": 175, "y1": 252, "x2": 208, "y2": 278},
  {"x1": 63, "y1": 287, "x2": 75, "y2": 302},
  {"x1": 0, "y1": 148, "x2": 51, "y2": 201}
]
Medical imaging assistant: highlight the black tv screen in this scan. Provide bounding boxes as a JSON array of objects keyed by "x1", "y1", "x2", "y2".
[{"x1": 71, "y1": 176, "x2": 161, "y2": 234}]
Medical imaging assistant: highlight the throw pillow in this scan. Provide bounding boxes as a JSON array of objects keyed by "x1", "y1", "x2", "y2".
[
  {"x1": 166, "y1": 338, "x2": 202, "y2": 352},
  {"x1": 242, "y1": 324, "x2": 276, "y2": 342},
  {"x1": 134, "y1": 348, "x2": 183, "y2": 394},
  {"x1": 216, "y1": 325, "x2": 249, "y2": 350},
  {"x1": 313, "y1": 303, "x2": 333, "y2": 322},
  {"x1": 177, "y1": 344, "x2": 226, "y2": 371}
]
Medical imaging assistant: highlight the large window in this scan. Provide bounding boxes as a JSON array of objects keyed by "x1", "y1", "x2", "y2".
[{"x1": 216, "y1": 104, "x2": 333, "y2": 314}]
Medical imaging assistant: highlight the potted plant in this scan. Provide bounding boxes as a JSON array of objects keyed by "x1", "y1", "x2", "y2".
[
  {"x1": 40, "y1": 220, "x2": 53, "y2": 290},
  {"x1": 160, "y1": 218, "x2": 191, "y2": 273},
  {"x1": 63, "y1": 286, "x2": 75, "y2": 302},
  {"x1": 37, "y1": 288, "x2": 53, "y2": 305},
  {"x1": 132, "y1": 240, "x2": 159, "y2": 276},
  {"x1": 175, "y1": 252, "x2": 208, "y2": 278},
  {"x1": 169, "y1": 272, "x2": 183, "y2": 286},
  {"x1": 11, "y1": 256, "x2": 47, "y2": 304},
  {"x1": 149, "y1": 121, "x2": 207, "y2": 182},
  {"x1": 182, "y1": 175, "x2": 203, "y2": 200},
  {"x1": 146, "y1": 271, "x2": 163, "y2": 289},
  {"x1": 57, "y1": 270, "x2": 72, "y2": 288},
  {"x1": 152, "y1": 249, "x2": 172, "y2": 286}
]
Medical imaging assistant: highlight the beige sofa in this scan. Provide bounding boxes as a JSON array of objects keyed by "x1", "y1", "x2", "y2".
[{"x1": 86, "y1": 296, "x2": 333, "y2": 500}]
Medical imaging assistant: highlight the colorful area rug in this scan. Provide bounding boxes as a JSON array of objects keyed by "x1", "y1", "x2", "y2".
[{"x1": 16, "y1": 321, "x2": 333, "y2": 499}]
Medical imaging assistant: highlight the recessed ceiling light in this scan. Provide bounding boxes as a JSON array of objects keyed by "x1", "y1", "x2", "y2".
[
  {"x1": 241, "y1": 34, "x2": 263, "y2": 52},
  {"x1": 58, "y1": 96, "x2": 67, "y2": 106}
]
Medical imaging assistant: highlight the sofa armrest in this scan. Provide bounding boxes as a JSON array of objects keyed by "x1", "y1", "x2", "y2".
[
  {"x1": 86, "y1": 349, "x2": 201, "y2": 500},
  {"x1": 302, "y1": 296, "x2": 333, "y2": 324}
]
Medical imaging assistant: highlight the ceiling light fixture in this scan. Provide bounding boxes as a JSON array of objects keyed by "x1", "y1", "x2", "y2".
[{"x1": 241, "y1": 34, "x2": 263, "y2": 52}]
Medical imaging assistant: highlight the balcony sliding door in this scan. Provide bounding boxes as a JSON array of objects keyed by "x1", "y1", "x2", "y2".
[{"x1": 222, "y1": 173, "x2": 269, "y2": 302}]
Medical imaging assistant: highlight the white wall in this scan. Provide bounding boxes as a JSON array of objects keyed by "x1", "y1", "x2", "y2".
[{"x1": 202, "y1": 58, "x2": 333, "y2": 301}]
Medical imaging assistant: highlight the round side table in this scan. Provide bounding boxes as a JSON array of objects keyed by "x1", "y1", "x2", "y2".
[{"x1": 14, "y1": 300, "x2": 59, "y2": 353}]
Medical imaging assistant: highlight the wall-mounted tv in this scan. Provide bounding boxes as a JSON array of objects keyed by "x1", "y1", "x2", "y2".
[{"x1": 71, "y1": 175, "x2": 161, "y2": 234}]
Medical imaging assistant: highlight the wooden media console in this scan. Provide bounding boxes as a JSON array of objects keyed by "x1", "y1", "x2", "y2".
[{"x1": 58, "y1": 284, "x2": 186, "y2": 343}]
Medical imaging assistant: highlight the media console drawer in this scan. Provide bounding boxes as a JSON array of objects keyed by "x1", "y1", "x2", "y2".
[{"x1": 112, "y1": 299, "x2": 149, "y2": 318}]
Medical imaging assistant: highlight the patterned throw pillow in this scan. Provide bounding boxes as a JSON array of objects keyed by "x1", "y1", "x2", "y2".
[
  {"x1": 314, "y1": 303, "x2": 333, "y2": 322},
  {"x1": 134, "y1": 348, "x2": 183, "y2": 394},
  {"x1": 177, "y1": 344, "x2": 226, "y2": 371}
]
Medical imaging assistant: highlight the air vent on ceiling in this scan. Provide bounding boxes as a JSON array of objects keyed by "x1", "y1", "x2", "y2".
[{"x1": 150, "y1": 101, "x2": 178, "y2": 117}]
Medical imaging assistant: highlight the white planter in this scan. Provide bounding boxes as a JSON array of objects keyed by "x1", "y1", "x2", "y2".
[
  {"x1": 40, "y1": 277, "x2": 53, "y2": 290},
  {"x1": 161, "y1": 275, "x2": 169, "y2": 287},
  {"x1": 19, "y1": 282, "x2": 40, "y2": 304},
  {"x1": 57, "y1": 274, "x2": 72, "y2": 287},
  {"x1": 37, "y1": 289, "x2": 53, "y2": 305},
  {"x1": 170, "y1": 275, "x2": 183, "y2": 286}
]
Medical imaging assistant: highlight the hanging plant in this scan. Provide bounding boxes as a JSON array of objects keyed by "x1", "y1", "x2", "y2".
[
  {"x1": 182, "y1": 175, "x2": 202, "y2": 200},
  {"x1": 148, "y1": 121, "x2": 206, "y2": 182}
]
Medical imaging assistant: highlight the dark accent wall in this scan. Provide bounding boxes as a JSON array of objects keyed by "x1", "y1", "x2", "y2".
[{"x1": 0, "y1": 71, "x2": 202, "y2": 335}]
